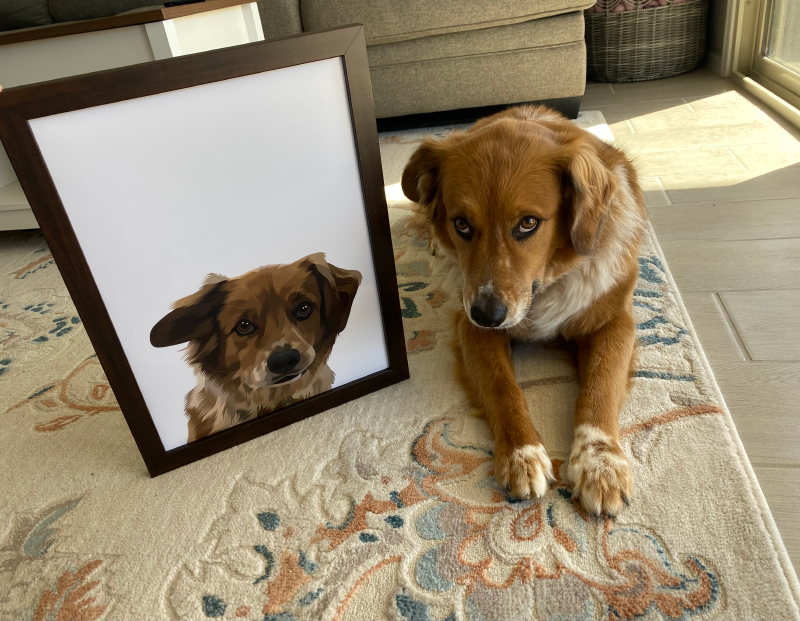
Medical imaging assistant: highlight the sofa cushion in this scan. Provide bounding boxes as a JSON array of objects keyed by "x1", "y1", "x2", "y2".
[
  {"x1": 0, "y1": 0, "x2": 53, "y2": 32},
  {"x1": 371, "y1": 40, "x2": 586, "y2": 117},
  {"x1": 300, "y1": 0, "x2": 595, "y2": 45},
  {"x1": 257, "y1": 0, "x2": 303, "y2": 40},
  {"x1": 367, "y1": 11, "x2": 583, "y2": 68},
  {"x1": 48, "y1": 0, "x2": 160, "y2": 23}
]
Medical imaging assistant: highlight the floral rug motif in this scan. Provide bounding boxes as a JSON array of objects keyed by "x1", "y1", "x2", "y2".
[{"x1": 0, "y1": 117, "x2": 799, "y2": 620}]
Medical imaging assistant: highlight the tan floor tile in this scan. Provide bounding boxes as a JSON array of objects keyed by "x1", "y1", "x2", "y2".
[
  {"x1": 638, "y1": 177, "x2": 670, "y2": 207},
  {"x1": 583, "y1": 71, "x2": 732, "y2": 107},
  {"x1": 635, "y1": 148, "x2": 742, "y2": 177},
  {"x1": 648, "y1": 198, "x2": 800, "y2": 242},
  {"x1": 751, "y1": 466, "x2": 800, "y2": 571},
  {"x1": 712, "y1": 362, "x2": 800, "y2": 466},
  {"x1": 727, "y1": 143, "x2": 800, "y2": 172},
  {"x1": 585, "y1": 81, "x2": 614, "y2": 95},
  {"x1": 679, "y1": 292, "x2": 747, "y2": 365},
  {"x1": 628, "y1": 105, "x2": 773, "y2": 134},
  {"x1": 660, "y1": 167, "x2": 800, "y2": 203},
  {"x1": 657, "y1": 238, "x2": 800, "y2": 291},
  {"x1": 719, "y1": 290, "x2": 800, "y2": 361},
  {"x1": 666, "y1": 90, "x2": 774, "y2": 120},
  {"x1": 595, "y1": 98, "x2": 688, "y2": 123},
  {"x1": 614, "y1": 122, "x2": 798, "y2": 155},
  {"x1": 607, "y1": 120, "x2": 634, "y2": 136}
]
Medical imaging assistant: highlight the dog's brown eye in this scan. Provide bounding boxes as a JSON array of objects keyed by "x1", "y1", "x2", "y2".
[
  {"x1": 294, "y1": 302, "x2": 313, "y2": 320},
  {"x1": 235, "y1": 320, "x2": 255, "y2": 336},
  {"x1": 453, "y1": 217, "x2": 472, "y2": 239},
  {"x1": 518, "y1": 216, "x2": 539, "y2": 235}
]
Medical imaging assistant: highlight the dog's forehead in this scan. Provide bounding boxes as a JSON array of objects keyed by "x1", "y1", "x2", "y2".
[
  {"x1": 441, "y1": 123, "x2": 562, "y2": 215},
  {"x1": 227, "y1": 264, "x2": 317, "y2": 302}
]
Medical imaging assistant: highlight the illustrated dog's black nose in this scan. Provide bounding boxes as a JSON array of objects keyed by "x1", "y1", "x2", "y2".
[
  {"x1": 470, "y1": 297, "x2": 507, "y2": 328},
  {"x1": 267, "y1": 349, "x2": 301, "y2": 375}
]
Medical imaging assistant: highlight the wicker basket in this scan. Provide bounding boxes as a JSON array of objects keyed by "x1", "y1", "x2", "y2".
[{"x1": 585, "y1": 0, "x2": 708, "y2": 83}]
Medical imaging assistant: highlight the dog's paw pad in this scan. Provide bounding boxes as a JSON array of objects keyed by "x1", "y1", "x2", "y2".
[
  {"x1": 567, "y1": 425, "x2": 632, "y2": 517},
  {"x1": 495, "y1": 443, "x2": 554, "y2": 499}
]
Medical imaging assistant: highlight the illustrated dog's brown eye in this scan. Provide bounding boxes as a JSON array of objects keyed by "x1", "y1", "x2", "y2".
[
  {"x1": 516, "y1": 216, "x2": 539, "y2": 238},
  {"x1": 235, "y1": 320, "x2": 255, "y2": 336},
  {"x1": 453, "y1": 217, "x2": 472, "y2": 239},
  {"x1": 294, "y1": 302, "x2": 313, "y2": 320}
]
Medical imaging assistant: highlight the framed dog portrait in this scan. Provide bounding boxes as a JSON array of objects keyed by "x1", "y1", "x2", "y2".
[{"x1": 0, "y1": 25, "x2": 409, "y2": 476}]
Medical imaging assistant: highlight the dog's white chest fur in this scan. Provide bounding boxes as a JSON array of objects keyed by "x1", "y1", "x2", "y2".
[
  {"x1": 519, "y1": 259, "x2": 614, "y2": 340},
  {"x1": 510, "y1": 166, "x2": 644, "y2": 341},
  {"x1": 187, "y1": 363, "x2": 334, "y2": 438}
]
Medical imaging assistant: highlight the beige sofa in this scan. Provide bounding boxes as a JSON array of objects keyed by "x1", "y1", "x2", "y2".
[
  {"x1": 1, "y1": 0, "x2": 592, "y2": 123},
  {"x1": 258, "y1": 0, "x2": 592, "y2": 124}
]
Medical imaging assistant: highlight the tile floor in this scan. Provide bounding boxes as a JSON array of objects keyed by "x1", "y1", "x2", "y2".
[
  {"x1": 584, "y1": 68, "x2": 800, "y2": 570},
  {"x1": 380, "y1": 67, "x2": 800, "y2": 571}
]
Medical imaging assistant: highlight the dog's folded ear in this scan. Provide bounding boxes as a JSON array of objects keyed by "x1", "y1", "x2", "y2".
[
  {"x1": 401, "y1": 139, "x2": 442, "y2": 208},
  {"x1": 562, "y1": 141, "x2": 617, "y2": 256},
  {"x1": 150, "y1": 280, "x2": 228, "y2": 348},
  {"x1": 301, "y1": 253, "x2": 362, "y2": 338},
  {"x1": 402, "y1": 139, "x2": 458, "y2": 252}
]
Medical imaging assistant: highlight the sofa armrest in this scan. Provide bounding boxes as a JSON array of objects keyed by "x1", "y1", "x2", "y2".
[{"x1": 257, "y1": 0, "x2": 302, "y2": 39}]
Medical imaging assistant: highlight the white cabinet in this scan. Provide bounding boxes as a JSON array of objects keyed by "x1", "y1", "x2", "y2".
[{"x1": 0, "y1": 0, "x2": 264, "y2": 230}]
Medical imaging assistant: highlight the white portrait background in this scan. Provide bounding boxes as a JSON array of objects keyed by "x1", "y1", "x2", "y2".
[{"x1": 29, "y1": 58, "x2": 389, "y2": 451}]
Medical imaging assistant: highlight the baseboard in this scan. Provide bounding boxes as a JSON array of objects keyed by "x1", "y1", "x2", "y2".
[
  {"x1": 705, "y1": 51, "x2": 724, "y2": 76},
  {"x1": 375, "y1": 96, "x2": 583, "y2": 132},
  {"x1": 0, "y1": 208, "x2": 39, "y2": 231}
]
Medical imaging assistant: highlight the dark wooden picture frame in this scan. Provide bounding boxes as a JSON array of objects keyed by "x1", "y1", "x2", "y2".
[{"x1": 0, "y1": 25, "x2": 409, "y2": 476}]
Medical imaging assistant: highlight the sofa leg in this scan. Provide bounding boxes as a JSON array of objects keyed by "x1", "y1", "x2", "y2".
[{"x1": 375, "y1": 96, "x2": 583, "y2": 131}]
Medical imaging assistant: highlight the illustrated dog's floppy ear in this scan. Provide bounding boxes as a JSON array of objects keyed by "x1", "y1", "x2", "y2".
[
  {"x1": 150, "y1": 275, "x2": 228, "y2": 348},
  {"x1": 300, "y1": 253, "x2": 362, "y2": 338},
  {"x1": 561, "y1": 141, "x2": 617, "y2": 256}
]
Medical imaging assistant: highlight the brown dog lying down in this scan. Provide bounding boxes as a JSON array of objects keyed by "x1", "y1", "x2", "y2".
[
  {"x1": 150, "y1": 253, "x2": 361, "y2": 442},
  {"x1": 402, "y1": 105, "x2": 647, "y2": 516}
]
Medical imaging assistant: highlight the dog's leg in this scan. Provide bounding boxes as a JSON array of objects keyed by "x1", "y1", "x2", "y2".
[
  {"x1": 456, "y1": 314, "x2": 554, "y2": 499},
  {"x1": 568, "y1": 313, "x2": 635, "y2": 516}
]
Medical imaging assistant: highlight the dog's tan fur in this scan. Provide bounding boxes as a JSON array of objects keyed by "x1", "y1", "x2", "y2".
[
  {"x1": 402, "y1": 105, "x2": 646, "y2": 515},
  {"x1": 151, "y1": 253, "x2": 361, "y2": 442}
]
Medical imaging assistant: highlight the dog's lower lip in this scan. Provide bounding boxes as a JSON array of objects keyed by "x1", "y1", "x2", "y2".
[{"x1": 274, "y1": 371, "x2": 303, "y2": 385}]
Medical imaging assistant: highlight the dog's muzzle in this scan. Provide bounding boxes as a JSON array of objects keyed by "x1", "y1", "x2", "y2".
[
  {"x1": 267, "y1": 349, "x2": 301, "y2": 375},
  {"x1": 470, "y1": 294, "x2": 507, "y2": 328},
  {"x1": 267, "y1": 348, "x2": 308, "y2": 385}
]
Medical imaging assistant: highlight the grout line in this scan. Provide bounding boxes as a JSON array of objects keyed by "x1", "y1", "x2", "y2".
[
  {"x1": 682, "y1": 98, "x2": 696, "y2": 112},
  {"x1": 681, "y1": 286, "x2": 800, "y2": 294},
  {"x1": 750, "y1": 462, "x2": 800, "y2": 470},
  {"x1": 582, "y1": 89, "x2": 733, "y2": 107},
  {"x1": 725, "y1": 146, "x2": 749, "y2": 171},
  {"x1": 663, "y1": 194, "x2": 800, "y2": 206},
  {"x1": 654, "y1": 177, "x2": 672, "y2": 205},
  {"x1": 626, "y1": 119, "x2": 636, "y2": 134},
  {"x1": 656, "y1": 235, "x2": 800, "y2": 244},
  {"x1": 661, "y1": 236, "x2": 800, "y2": 244},
  {"x1": 750, "y1": 359, "x2": 800, "y2": 363},
  {"x1": 712, "y1": 292, "x2": 753, "y2": 361}
]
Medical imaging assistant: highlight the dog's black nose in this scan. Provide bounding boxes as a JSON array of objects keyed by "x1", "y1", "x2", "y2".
[
  {"x1": 267, "y1": 349, "x2": 301, "y2": 375},
  {"x1": 470, "y1": 298, "x2": 507, "y2": 328}
]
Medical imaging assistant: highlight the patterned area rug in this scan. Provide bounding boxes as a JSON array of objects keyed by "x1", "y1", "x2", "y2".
[{"x1": 1, "y1": 114, "x2": 799, "y2": 620}]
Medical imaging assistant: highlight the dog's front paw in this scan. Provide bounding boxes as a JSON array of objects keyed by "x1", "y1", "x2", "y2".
[
  {"x1": 495, "y1": 442, "x2": 555, "y2": 499},
  {"x1": 567, "y1": 425, "x2": 633, "y2": 517}
]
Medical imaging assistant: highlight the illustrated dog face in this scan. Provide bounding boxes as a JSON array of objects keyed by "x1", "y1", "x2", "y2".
[
  {"x1": 401, "y1": 109, "x2": 617, "y2": 329},
  {"x1": 150, "y1": 253, "x2": 361, "y2": 389}
]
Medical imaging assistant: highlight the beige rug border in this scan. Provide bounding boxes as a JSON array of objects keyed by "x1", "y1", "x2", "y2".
[{"x1": 646, "y1": 219, "x2": 800, "y2": 611}]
